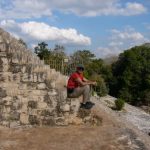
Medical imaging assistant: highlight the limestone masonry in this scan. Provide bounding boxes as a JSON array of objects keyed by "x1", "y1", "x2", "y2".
[{"x1": 0, "y1": 28, "x2": 83, "y2": 127}]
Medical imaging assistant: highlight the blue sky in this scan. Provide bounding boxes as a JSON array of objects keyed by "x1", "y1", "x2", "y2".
[{"x1": 0, "y1": 0, "x2": 150, "y2": 58}]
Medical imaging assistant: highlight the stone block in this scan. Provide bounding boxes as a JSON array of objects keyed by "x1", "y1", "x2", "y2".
[
  {"x1": 70, "y1": 98, "x2": 80, "y2": 114},
  {"x1": 48, "y1": 89, "x2": 57, "y2": 96},
  {"x1": 19, "y1": 90, "x2": 28, "y2": 96},
  {"x1": 2, "y1": 96, "x2": 12, "y2": 106},
  {"x1": 9, "y1": 121, "x2": 20, "y2": 128},
  {"x1": 21, "y1": 103, "x2": 28, "y2": 112},
  {"x1": 1, "y1": 121, "x2": 9, "y2": 127},
  {"x1": 6, "y1": 88, "x2": 19, "y2": 97},
  {"x1": 0, "y1": 73, "x2": 4, "y2": 82},
  {"x1": 0, "y1": 72, "x2": 12, "y2": 82},
  {"x1": 28, "y1": 101, "x2": 37, "y2": 109},
  {"x1": 38, "y1": 102, "x2": 48, "y2": 109},
  {"x1": 21, "y1": 66, "x2": 26, "y2": 73},
  {"x1": 9, "y1": 111, "x2": 20, "y2": 121},
  {"x1": 20, "y1": 113, "x2": 29, "y2": 124},
  {"x1": 12, "y1": 58, "x2": 19, "y2": 64},
  {"x1": 29, "y1": 115, "x2": 39, "y2": 125},
  {"x1": 37, "y1": 96, "x2": 45, "y2": 102},
  {"x1": 33, "y1": 73, "x2": 38, "y2": 82},
  {"x1": 11, "y1": 102, "x2": 22, "y2": 110},
  {"x1": 28, "y1": 74, "x2": 33, "y2": 82},
  {"x1": 0, "y1": 52, "x2": 6, "y2": 57},
  {"x1": 0, "y1": 88, "x2": 7, "y2": 98},
  {"x1": 10, "y1": 64, "x2": 22, "y2": 73},
  {"x1": 12, "y1": 73, "x2": 20, "y2": 82},
  {"x1": 29, "y1": 90, "x2": 47, "y2": 96},
  {"x1": 67, "y1": 116, "x2": 83, "y2": 125},
  {"x1": 41, "y1": 117, "x2": 55, "y2": 126},
  {"x1": 1, "y1": 82, "x2": 17, "y2": 88},
  {"x1": 3, "y1": 105, "x2": 11, "y2": 113},
  {"x1": 0, "y1": 43, "x2": 6, "y2": 52},
  {"x1": 39, "y1": 109, "x2": 54, "y2": 117},
  {"x1": 45, "y1": 80, "x2": 56, "y2": 89},
  {"x1": 18, "y1": 83, "x2": 27, "y2": 90},
  {"x1": 1, "y1": 58, "x2": 9, "y2": 72},
  {"x1": 44, "y1": 94, "x2": 56, "y2": 107},
  {"x1": 37, "y1": 83, "x2": 46, "y2": 90},
  {"x1": 2, "y1": 65, "x2": 9, "y2": 72},
  {"x1": 60, "y1": 104, "x2": 70, "y2": 112},
  {"x1": 1, "y1": 57, "x2": 9, "y2": 65},
  {"x1": 21, "y1": 97, "x2": 28, "y2": 103},
  {"x1": 21, "y1": 73, "x2": 29, "y2": 82},
  {"x1": 28, "y1": 108, "x2": 38, "y2": 116},
  {"x1": 1, "y1": 113, "x2": 9, "y2": 120},
  {"x1": 27, "y1": 82, "x2": 37, "y2": 90},
  {"x1": 37, "y1": 73, "x2": 45, "y2": 82},
  {"x1": 55, "y1": 117, "x2": 66, "y2": 126}
]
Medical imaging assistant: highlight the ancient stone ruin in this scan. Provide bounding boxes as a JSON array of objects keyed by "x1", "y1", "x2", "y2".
[
  {"x1": 0, "y1": 28, "x2": 87, "y2": 128},
  {"x1": 1, "y1": 28, "x2": 150, "y2": 150}
]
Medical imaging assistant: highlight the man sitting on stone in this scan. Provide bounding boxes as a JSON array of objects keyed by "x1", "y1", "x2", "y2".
[{"x1": 67, "y1": 64, "x2": 97, "y2": 109}]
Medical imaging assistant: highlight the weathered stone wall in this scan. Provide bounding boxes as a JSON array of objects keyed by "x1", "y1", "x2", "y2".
[{"x1": 0, "y1": 28, "x2": 80, "y2": 127}]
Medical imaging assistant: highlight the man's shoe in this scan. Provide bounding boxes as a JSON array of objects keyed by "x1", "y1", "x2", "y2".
[
  {"x1": 80, "y1": 102, "x2": 94, "y2": 109},
  {"x1": 86, "y1": 101, "x2": 95, "y2": 106}
]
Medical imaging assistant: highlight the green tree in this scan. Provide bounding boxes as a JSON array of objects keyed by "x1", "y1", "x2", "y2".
[
  {"x1": 86, "y1": 59, "x2": 103, "y2": 76},
  {"x1": 34, "y1": 42, "x2": 50, "y2": 60},
  {"x1": 90, "y1": 74, "x2": 108, "y2": 96},
  {"x1": 52, "y1": 44, "x2": 66, "y2": 60},
  {"x1": 109, "y1": 44, "x2": 150, "y2": 106},
  {"x1": 71, "y1": 50, "x2": 95, "y2": 65}
]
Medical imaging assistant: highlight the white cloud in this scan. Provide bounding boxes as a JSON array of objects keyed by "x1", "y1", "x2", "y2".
[
  {"x1": 121, "y1": 2, "x2": 147, "y2": 16},
  {"x1": 94, "y1": 47, "x2": 121, "y2": 58},
  {"x1": 109, "y1": 41, "x2": 123, "y2": 47},
  {"x1": 95, "y1": 27, "x2": 149, "y2": 58},
  {"x1": 0, "y1": 0, "x2": 52, "y2": 19},
  {"x1": 71, "y1": 1, "x2": 147, "y2": 16},
  {"x1": 111, "y1": 27, "x2": 148, "y2": 43},
  {"x1": 0, "y1": 20, "x2": 91, "y2": 46},
  {"x1": 0, "y1": 0, "x2": 147, "y2": 19}
]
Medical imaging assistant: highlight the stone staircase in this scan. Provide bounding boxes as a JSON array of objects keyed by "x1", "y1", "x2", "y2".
[{"x1": 0, "y1": 28, "x2": 85, "y2": 127}]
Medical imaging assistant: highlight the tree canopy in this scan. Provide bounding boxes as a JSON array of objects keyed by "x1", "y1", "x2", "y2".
[
  {"x1": 109, "y1": 45, "x2": 150, "y2": 105},
  {"x1": 34, "y1": 42, "x2": 50, "y2": 60}
]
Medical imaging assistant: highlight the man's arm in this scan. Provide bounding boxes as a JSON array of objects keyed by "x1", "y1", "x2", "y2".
[
  {"x1": 75, "y1": 77, "x2": 96, "y2": 86},
  {"x1": 83, "y1": 77, "x2": 97, "y2": 85}
]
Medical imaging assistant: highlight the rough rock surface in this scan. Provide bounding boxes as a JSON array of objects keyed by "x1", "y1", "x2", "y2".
[
  {"x1": 0, "y1": 97, "x2": 150, "y2": 150},
  {"x1": 99, "y1": 95, "x2": 150, "y2": 135}
]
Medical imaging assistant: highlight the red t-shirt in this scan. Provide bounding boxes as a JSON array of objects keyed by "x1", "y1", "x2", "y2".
[{"x1": 67, "y1": 72, "x2": 84, "y2": 88}]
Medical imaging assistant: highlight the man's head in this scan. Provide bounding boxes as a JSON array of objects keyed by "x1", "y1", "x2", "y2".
[{"x1": 76, "y1": 64, "x2": 84, "y2": 73}]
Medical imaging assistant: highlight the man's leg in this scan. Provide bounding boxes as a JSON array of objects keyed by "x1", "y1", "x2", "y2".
[
  {"x1": 82, "y1": 85, "x2": 91, "y2": 103},
  {"x1": 68, "y1": 85, "x2": 91, "y2": 103},
  {"x1": 68, "y1": 85, "x2": 94, "y2": 109}
]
